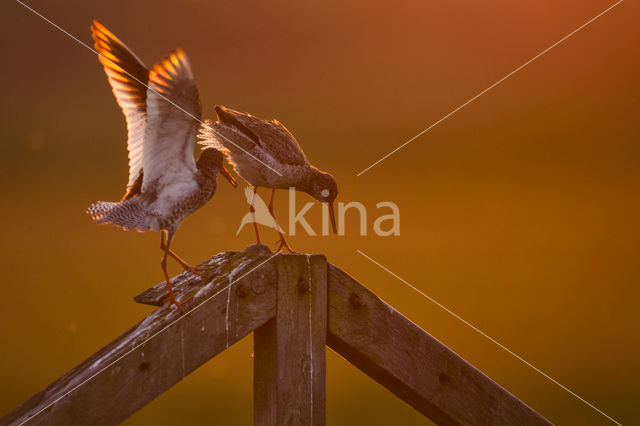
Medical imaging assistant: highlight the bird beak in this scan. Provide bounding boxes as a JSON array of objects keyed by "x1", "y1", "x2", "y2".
[
  {"x1": 221, "y1": 166, "x2": 237, "y2": 187},
  {"x1": 328, "y1": 202, "x2": 337, "y2": 234}
]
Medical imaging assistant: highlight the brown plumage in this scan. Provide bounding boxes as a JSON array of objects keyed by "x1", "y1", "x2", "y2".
[
  {"x1": 199, "y1": 106, "x2": 338, "y2": 251},
  {"x1": 87, "y1": 21, "x2": 236, "y2": 312}
]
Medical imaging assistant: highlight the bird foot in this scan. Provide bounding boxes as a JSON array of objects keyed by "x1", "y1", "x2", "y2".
[
  {"x1": 171, "y1": 257, "x2": 207, "y2": 277},
  {"x1": 275, "y1": 237, "x2": 297, "y2": 254},
  {"x1": 183, "y1": 264, "x2": 208, "y2": 277},
  {"x1": 165, "y1": 293, "x2": 193, "y2": 314}
]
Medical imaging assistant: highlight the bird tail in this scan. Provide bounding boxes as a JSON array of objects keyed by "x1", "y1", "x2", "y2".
[{"x1": 87, "y1": 199, "x2": 158, "y2": 232}]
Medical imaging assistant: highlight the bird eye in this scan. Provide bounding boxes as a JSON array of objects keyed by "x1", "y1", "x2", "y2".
[{"x1": 321, "y1": 189, "x2": 330, "y2": 198}]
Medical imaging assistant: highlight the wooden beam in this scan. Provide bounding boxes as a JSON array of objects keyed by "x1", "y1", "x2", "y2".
[
  {"x1": 4, "y1": 245, "x2": 553, "y2": 426},
  {"x1": 326, "y1": 265, "x2": 551, "y2": 426},
  {"x1": 254, "y1": 255, "x2": 327, "y2": 426},
  {"x1": 2, "y1": 245, "x2": 277, "y2": 426}
]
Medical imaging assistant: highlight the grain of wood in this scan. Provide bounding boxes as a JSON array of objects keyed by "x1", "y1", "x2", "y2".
[
  {"x1": 254, "y1": 255, "x2": 327, "y2": 426},
  {"x1": 326, "y1": 265, "x2": 550, "y2": 426},
  {"x1": 3, "y1": 246, "x2": 551, "y2": 426},
  {"x1": 1, "y1": 245, "x2": 277, "y2": 426}
]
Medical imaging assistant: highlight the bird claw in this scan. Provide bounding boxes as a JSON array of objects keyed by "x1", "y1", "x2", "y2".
[
  {"x1": 184, "y1": 265, "x2": 208, "y2": 277},
  {"x1": 275, "y1": 237, "x2": 297, "y2": 254},
  {"x1": 166, "y1": 294, "x2": 193, "y2": 314}
]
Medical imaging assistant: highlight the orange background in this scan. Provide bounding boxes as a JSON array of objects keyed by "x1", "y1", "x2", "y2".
[{"x1": 1, "y1": 1, "x2": 638, "y2": 424}]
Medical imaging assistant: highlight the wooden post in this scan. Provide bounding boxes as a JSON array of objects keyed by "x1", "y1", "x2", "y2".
[
  {"x1": 3, "y1": 246, "x2": 551, "y2": 426},
  {"x1": 254, "y1": 254, "x2": 327, "y2": 426}
]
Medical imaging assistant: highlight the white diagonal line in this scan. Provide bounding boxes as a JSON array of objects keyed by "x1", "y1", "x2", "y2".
[
  {"x1": 356, "y1": 0, "x2": 624, "y2": 176},
  {"x1": 17, "y1": 252, "x2": 280, "y2": 426},
  {"x1": 14, "y1": 0, "x2": 282, "y2": 177},
  {"x1": 356, "y1": 249, "x2": 622, "y2": 425}
]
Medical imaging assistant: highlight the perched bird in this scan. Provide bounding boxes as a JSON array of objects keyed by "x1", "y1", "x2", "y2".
[
  {"x1": 199, "y1": 106, "x2": 337, "y2": 251},
  {"x1": 87, "y1": 21, "x2": 236, "y2": 311}
]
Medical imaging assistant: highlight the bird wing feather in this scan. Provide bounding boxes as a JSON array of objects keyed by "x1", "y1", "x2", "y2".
[
  {"x1": 201, "y1": 107, "x2": 309, "y2": 168},
  {"x1": 261, "y1": 118, "x2": 310, "y2": 167},
  {"x1": 142, "y1": 49, "x2": 202, "y2": 190},
  {"x1": 91, "y1": 20, "x2": 148, "y2": 190}
]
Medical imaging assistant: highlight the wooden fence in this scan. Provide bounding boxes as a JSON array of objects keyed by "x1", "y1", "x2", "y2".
[{"x1": 1, "y1": 244, "x2": 550, "y2": 425}]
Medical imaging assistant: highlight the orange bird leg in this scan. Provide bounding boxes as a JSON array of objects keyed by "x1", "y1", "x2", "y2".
[
  {"x1": 268, "y1": 188, "x2": 296, "y2": 253},
  {"x1": 250, "y1": 186, "x2": 262, "y2": 244},
  {"x1": 160, "y1": 234, "x2": 206, "y2": 276},
  {"x1": 160, "y1": 231, "x2": 192, "y2": 313}
]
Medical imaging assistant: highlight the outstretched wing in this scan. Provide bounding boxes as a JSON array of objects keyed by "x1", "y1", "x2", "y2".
[
  {"x1": 142, "y1": 49, "x2": 202, "y2": 189},
  {"x1": 91, "y1": 20, "x2": 149, "y2": 190}
]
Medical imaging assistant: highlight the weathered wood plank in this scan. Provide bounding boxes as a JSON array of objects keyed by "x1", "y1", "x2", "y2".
[
  {"x1": 254, "y1": 255, "x2": 327, "y2": 426},
  {"x1": 326, "y1": 265, "x2": 551, "y2": 426},
  {"x1": 4, "y1": 246, "x2": 553, "y2": 426},
  {"x1": 134, "y1": 244, "x2": 273, "y2": 306},
  {"x1": 1, "y1": 245, "x2": 277, "y2": 426}
]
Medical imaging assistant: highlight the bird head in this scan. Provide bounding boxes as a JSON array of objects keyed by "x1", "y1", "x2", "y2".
[{"x1": 305, "y1": 168, "x2": 338, "y2": 234}]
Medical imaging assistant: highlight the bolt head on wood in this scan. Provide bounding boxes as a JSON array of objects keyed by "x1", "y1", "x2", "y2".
[
  {"x1": 298, "y1": 278, "x2": 310, "y2": 294},
  {"x1": 236, "y1": 284, "x2": 249, "y2": 298},
  {"x1": 349, "y1": 293, "x2": 365, "y2": 309}
]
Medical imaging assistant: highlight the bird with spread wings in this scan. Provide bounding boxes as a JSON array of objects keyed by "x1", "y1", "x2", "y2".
[{"x1": 87, "y1": 21, "x2": 236, "y2": 312}]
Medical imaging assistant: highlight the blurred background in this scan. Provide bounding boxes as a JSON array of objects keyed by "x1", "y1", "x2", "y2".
[{"x1": 1, "y1": 0, "x2": 638, "y2": 424}]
